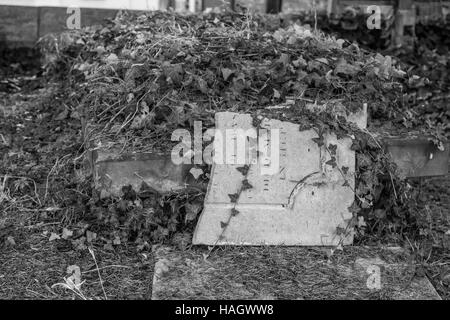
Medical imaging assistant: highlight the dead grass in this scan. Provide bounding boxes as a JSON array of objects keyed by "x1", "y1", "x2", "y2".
[
  {"x1": 416, "y1": 176, "x2": 450, "y2": 300},
  {"x1": 0, "y1": 83, "x2": 155, "y2": 300},
  {"x1": 0, "y1": 225, "x2": 154, "y2": 299},
  {"x1": 151, "y1": 245, "x2": 439, "y2": 300}
]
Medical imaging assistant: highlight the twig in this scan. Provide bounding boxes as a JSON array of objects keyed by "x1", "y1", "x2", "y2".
[
  {"x1": 287, "y1": 171, "x2": 319, "y2": 209},
  {"x1": 44, "y1": 155, "x2": 70, "y2": 202},
  {"x1": 88, "y1": 247, "x2": 108, "y2": 300},
  {"x1": 388, "y1": 171, "x2": 398, "y2": 200},
  {"x1": 82, "y1": 265, "x2": 132, "y2": 274},
  {"x1": 24, "y1": 221, "x2": 61, "y2": 229}
]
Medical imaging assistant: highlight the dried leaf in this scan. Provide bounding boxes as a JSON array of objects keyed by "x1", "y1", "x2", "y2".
[
  {"x1": 335, "y1": 57, "x2": 360, "y2": 76},
  {"x1": 86, "y1": 231, "x2": 97, "y2": 243},
  {"x1": 113, "y1": 236, "x2": 121, "y2": 245},
  {"x1": 61, "y1": 228, "x2": 73, "y2": 240},
  {"x1": 273, "y1": 88, "x2": 281, "y2": 99},
  {"x1": 105, "y1": 53, "x2": 119, "y2": 64},
  {"x1": 6, "y1": 236, "x2": 15, "y2": 246},
  {"x1": 162, "y1": 62, "x2": 184, "y2": 85},
  {"x1": 66, "y1": 265, "x2": 82, "y2": 290},
  {"x1": 185, "y1": 202, "x2": 202, "y2": 222},
  {"x1": 357, "y1": 216, "x2": 367, "y2": 228},
  {"x1": 374, "y1": 209, "x2": 386, "y2": 219},
  {"x1": 221, "y1": 68, "x2": 234, "y2": 81},
  {"x1": 49, "y1": 232, "x2": 60, "y2": 241},
  {"x1": 55, "y1": 108, "x2": 69, "y2": 121}
]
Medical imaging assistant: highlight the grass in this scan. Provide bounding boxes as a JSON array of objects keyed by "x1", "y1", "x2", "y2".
[{"x1": 0, "y1": 85, "x2": 155, "y2": 300}]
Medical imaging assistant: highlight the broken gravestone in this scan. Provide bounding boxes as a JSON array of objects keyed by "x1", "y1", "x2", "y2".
[
  {"x1": 193, "y1": 107, "x2": 367, "y2": 246},
  {"x1": 383, "y1": 136, "x2": 449, "y2": 178},
  {"x1": 87, "y1": 148, "x2": 199, "y2": 198}
]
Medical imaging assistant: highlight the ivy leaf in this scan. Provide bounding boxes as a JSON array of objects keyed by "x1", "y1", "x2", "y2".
[
  {"x1": 196, "y1": 76, "x2": 208, "y2": 94},
  {"x1": 328, "y1": 143, "x2": 337, "y2": 155},
  {"x1": 350, "y1": 140, "x2": 360, "y2": 151},
  {"x1": 220, "y1": 221, "x2": 228, "y2": 229},
  {"x1": 342, "y1": 180, "x2": 350, "y2": 187},
  {"x1": 228, "y1": 193, "x2": 239, "y2": 203},
  {"x1": 241, "y1": 179, "x2": 253, "y2": 191},
  {"x1": 336, "y1": 132, "x2": 346, "y2": 140},
  {"x1": 312, "y1": 136, "x2": 324, "y2": 147},
  {"x1": 236, "y1": 165, "x2": 250, "y2": 176},
  {"x1": 348, "y1": 201, "x2": 360, "y2": 215},
  {"x1": 252, "y1": 117, "x2": 261, "y2": 128},
  {"x1": 189, "y1": 167, "x2": 204, "y2": 179},
  {"x1": 325, "y1": 157, "x2": 337, "y2": 168},
  {"x1": 341, "y1": 166, "x2": 349, "y2": 174},
  {"x1": 357, "y1": 154, "x2": 372, "y2": 168},
  {"x1": 361, "y1": 199, "x2": 372, "y2": 209},
  {"x1": 231, "y1": 208, "x2": 240, "y2": 217},
  {"x1": 335, "y1": 226, "x2": 346, "y2": 236}
]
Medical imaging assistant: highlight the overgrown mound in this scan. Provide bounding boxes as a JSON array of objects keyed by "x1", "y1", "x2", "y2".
[{"x1": 38, "y1": 11, "x2": 445, "y2": 246}]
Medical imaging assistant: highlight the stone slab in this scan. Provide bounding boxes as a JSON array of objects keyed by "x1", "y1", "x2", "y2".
[
  {"x1": 88, "y1": 149, "x2": 201, "y2": 198},
  {"x1": 384, "y1": 137, "x2": 450, "y2": 178},
  {"x1": 151, "y1": 246, "x2": 442, "y2": 300},
  {"x1": 192, "y1": 112, "x2": 358, "y2": 246}
]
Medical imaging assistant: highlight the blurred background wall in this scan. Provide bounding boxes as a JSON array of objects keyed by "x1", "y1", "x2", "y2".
[{"x1": 0, "y1": 0, "x2": 327, "y2": 47}]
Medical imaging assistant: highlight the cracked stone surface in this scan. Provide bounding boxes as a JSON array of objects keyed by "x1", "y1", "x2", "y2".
[{"x1": 193, "y1": 111, "x2": 365, "y2": 246}]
